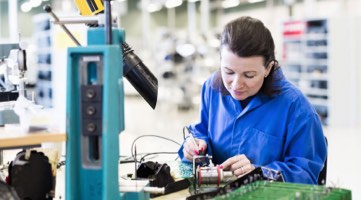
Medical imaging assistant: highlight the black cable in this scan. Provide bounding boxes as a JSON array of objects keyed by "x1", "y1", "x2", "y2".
[
  {"x1": 56, "y1": 135, "x2": 183, "y2": 166},
  {"x1": 119, "y1": 160, "x2": 137, "y2": 164},
  {"x1": 183, "y1": 126, "x2": 191, "y2": 140},
  {"x1": 57, "y1": 161, "x2": 66, "y2": 169},
  {"x1": 130, "y1": 134, "x2": 181, "y2": 161},
  {"x1": 119, "y1": 152, "x2": 179, "y2": 164},
  {"x1": 139, "y1": 152, "x2": 178, "y2": 163}
]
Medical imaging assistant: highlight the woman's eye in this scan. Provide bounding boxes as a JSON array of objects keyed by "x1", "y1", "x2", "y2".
[
  {"x1": 245, "y1": 74, "x2": 255, "y2": 78},
  {"x1": 224, "y1": 69, "x2": 234, "y2": 75}
]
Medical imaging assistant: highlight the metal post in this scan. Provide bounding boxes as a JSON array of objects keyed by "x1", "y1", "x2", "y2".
[
  {"x1": 104, "y1": 0, "x2": 112, "y2": 45},
  {"x1": 8, "y1": 0, "x2": 18, "y2": 42}
]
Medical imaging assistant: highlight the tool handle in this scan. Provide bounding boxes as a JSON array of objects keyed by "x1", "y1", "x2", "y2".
[{"x1": 43, "y1": 4, "x2": 81, "y2": 46}]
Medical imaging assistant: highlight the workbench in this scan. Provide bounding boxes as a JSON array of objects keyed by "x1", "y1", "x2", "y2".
[
  {"x1": 0, "y1": 128, "x2": 66, "y2": 149},
  {"x1": 0, "y1": 127, "x2": 66, "y2": 165}
]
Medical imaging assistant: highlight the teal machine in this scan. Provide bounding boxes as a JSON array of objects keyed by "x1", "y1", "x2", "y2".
[{"x1": 45, "y1": 1, "x2": 158, "y2": 199}]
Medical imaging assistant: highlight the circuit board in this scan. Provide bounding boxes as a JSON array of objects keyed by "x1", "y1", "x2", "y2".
[
  {"x1": 214, "y1": 181, "x2": 352, "y2": 200},
  {"x1": 170, "y1": 161, "x2": 193, "y2": 179}
]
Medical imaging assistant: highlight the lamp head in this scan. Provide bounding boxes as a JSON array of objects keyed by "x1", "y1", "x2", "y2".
[{"x1": 122, "y1": 43, "x2": 158, "y2": 109}]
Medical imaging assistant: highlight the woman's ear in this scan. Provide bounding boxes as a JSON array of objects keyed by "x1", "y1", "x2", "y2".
[{"x1": 265, "y1": 61, "x2": 274, "y2": 77}]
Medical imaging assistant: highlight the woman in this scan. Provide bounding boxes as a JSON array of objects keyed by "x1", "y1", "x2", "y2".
[{"x1": 178, "y1": 16, "x2": 327, "y2": 184}]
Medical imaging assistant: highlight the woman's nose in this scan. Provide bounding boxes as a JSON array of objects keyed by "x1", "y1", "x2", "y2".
[{"x1": 232, "y1": 76, "x2": 243, "y2": 89}]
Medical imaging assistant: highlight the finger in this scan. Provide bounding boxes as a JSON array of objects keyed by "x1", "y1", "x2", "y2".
[
  {"x1": 183, "y1": 141, "x2": 199, "y2": 162},
  {"x1": 229, "y1": 157, "x2": 250, "y2": 172},
  {"x1": 183, "y1": 148, "x2": 193, "y2": 161},
  {"x1": 183, "y1": 145, "x2": 197, "y2": 161},
  {"x1": 186, "y1": 138, "x2": 200, "y2": 154},
  {"x1": 234, "y1": 164, "x2": 248, "y2": 176},
  {"x1": 196, "y1": 139, "x2": 207, "y2": 154},
  {"x1": 235, "y1": 163, "x2": 255, "y2": 177},
  {"x1": 221, "y1": 154, "x2": 246, "y2": 170},
  {"x1": 220, "y1": 157, "x2": 237, "y2": 170},
  {"x1": 184, "y1": 140, "x2": 199, "y2": 155}
]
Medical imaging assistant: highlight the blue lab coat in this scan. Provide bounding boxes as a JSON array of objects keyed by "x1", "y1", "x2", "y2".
[{"x1": 178, "y1": 68, "x2": 327, "y2": 184}]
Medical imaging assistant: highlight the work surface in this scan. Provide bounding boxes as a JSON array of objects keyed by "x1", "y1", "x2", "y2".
[{"x1": 0, "y1": 127, "x2": 66, "y2": 149}]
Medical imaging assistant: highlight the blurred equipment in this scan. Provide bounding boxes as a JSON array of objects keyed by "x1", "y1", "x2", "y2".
[
  {"x1": 0, "y1": 180, "x2": 20, "y2": 200},
  {"x1": 8, "y1": 150, "x2": 53, "y2": 200},
  {"x1": 136, "y1": 161, "x2": 190, "y2": 198},
  {"x1": 0, "y1": 43, "x2": 28, "y2": 126},
  {"x1": 44, "y1": 0, "x2": 158, "y2": 199}
]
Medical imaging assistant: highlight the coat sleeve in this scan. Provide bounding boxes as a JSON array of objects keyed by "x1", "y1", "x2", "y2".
[
  {"x1": 178, "y1": 78, "x2": 212, "y2": 162},
  {"x1": 265, "y1": 100, "x2": 327, "y2": 184}
]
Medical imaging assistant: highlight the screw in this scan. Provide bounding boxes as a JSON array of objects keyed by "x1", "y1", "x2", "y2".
[
  {"x1": 87, "y1": 123, "x2": 96, "y2": 132},
  {"x1": 86, "y1": 106, "x2": 96, "y2": 115},
  {"x1": 86, "y1": 89, "x2": 95, "y2": 99}
]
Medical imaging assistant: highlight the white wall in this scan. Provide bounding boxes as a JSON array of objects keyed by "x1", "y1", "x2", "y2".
[{"x1": 328, "y1": 15, "x2": 361, "y2": 128}]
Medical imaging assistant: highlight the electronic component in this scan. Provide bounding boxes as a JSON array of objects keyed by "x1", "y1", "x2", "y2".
[
  {"x1": 192, "y1": 155, "x2": 234, "y2": 194},
  {"x1": 136, "y1": 161, "x2": 190, "y2": 198},
  {"x1": 187, "y1": 167, "x2": 284, "y2": 200},
  {"x1": 196, "y1": 165, "x2": 233, "y2": 187}
]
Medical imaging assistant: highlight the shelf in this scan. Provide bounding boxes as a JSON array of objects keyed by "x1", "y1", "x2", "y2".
[
  {"x1": 304, "y1": 47, "x2": 328, "y2": 53},
  {"x1": 302, "y1": 88, "x2": 328, "y2": 96},
  {"x1": 33, "y1": 14, "x2": 53, "y2": 108},
  {"x1": 304, "y1": 58, "x2": 328, "y2": 66},
  {"x1": 307, "y1": 97, "x2": 328, "y2": 107},
  {"x1": 302, "y1": 33, "x2": 328, "y2": 40},
  {"x1": 284, "y1": 33, "x2": 328, "y2": 42},
  {"x1": 282, "y1": 19, "x2": 329, "y2": 125},
  {"x1": 284, "y1": 72, "x2": 328, "y2": 81}
]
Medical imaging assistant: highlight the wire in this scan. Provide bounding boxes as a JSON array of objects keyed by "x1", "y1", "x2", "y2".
[
  {"x1": 183, "y1": 126, "x2": 191, "y2": 140},
  {"x1": 139, "y1": 152, "x2": 178, "y2": 162},
  {"x1": 57, "y1": 160, "x2": 66, "y2": 169},
  {"x1": 56, "y1": 135, "x2": 183, "y2": 166},
  {"x1": 130, "y1": 134, "x2": 181, "y2": 161}
]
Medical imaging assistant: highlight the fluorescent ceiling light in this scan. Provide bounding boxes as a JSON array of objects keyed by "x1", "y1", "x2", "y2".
[
  {"x1": 147, "y1": 2, "x2": 162, "y2": 12},
  {"x1": 21, "y1": 2, "x2": 32, "y2": 12},
  {"x1": 30, "y1": 0, "x2": 42, "y2": 7},
  {"x1": 176, "y1": 43, "x2": 195, "y2": 57},
  {"x1": 248, "y1": 0, "x2": 265, "y2": 3},
  {"x1": 165, "y1": 0, "x2": 183, "y2": 8},
  {"x1": 222, "y1": 0, "x2": 240, "y2": 8}
]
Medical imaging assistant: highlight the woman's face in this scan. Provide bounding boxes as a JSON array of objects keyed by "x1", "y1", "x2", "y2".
[{"x1": 221, "y1": 47, "x2": 272, "y2": 101}]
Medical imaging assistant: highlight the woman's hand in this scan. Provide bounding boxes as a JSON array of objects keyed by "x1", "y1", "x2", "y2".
[
  {"x1": 183, "y1": 138, "x2": 207, "y2": 162},
  {"x1": 220, "y1": 154, "x2": 255, "y2": 177}
]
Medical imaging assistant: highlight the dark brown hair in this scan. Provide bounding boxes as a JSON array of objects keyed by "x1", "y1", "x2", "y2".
[{"x1": 213, "y1": 16, "x2": 279, "y2": 97}]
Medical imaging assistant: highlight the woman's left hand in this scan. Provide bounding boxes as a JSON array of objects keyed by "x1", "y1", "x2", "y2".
[{"x1": 220, "y1": 154, "x2": 255, "y2": 177}]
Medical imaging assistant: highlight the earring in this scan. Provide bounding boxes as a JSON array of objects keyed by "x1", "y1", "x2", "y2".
[{"x1": 264, "y1": 75, "x2": 268, "y2": 78}]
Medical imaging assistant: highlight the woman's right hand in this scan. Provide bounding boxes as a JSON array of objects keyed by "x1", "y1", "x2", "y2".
[{"x1": 183, "y1": 138, "x2": 207, "y2": 162}]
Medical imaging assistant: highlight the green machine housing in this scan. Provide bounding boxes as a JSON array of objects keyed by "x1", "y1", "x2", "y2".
[{"x1": 66, "y1": 27, "x2": 149, "y2": 200}]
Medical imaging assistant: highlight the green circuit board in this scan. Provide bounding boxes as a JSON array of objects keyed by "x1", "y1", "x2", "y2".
[{"x1": 215, "y1": 181, "x2": 352, "y2": 200}]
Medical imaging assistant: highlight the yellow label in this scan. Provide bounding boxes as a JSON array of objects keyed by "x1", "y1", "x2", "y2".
[{"x1": 74, "y1": 0, "x2": 104, "y2": 16}]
